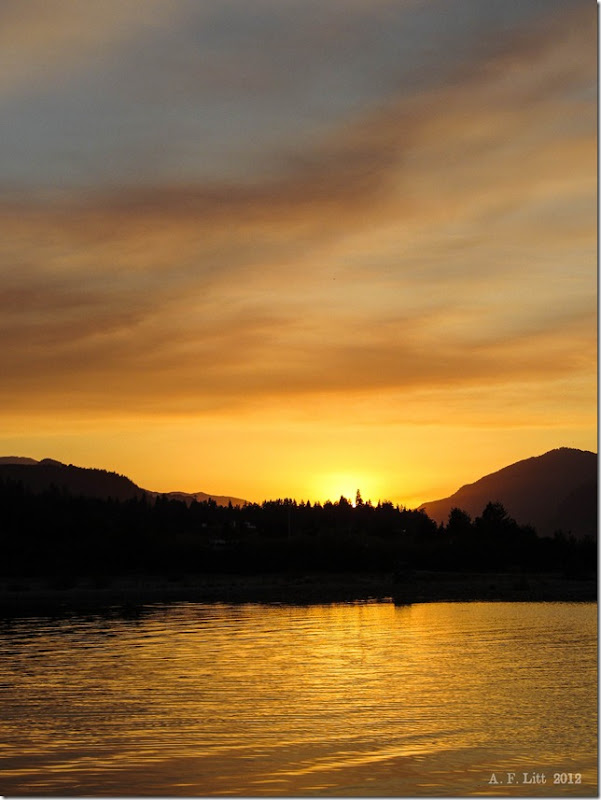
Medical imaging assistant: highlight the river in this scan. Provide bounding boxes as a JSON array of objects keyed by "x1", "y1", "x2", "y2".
[{"x1": 0, "y1": 601, "x2": 596, "y2": 796}]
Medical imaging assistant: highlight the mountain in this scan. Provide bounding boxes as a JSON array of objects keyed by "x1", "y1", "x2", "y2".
[
  {"x1": 0, "y1": 458, "x2": 247, "y2": 507},
  {"x1": 149, "y1": 490, "x2": 249, "y2": 507},
  {"x1": 0, "y1": 459, "x2": 146, "y2": 501},
  {"x1": 419, "y1": 448, "x2": 597, "y2": 539}
]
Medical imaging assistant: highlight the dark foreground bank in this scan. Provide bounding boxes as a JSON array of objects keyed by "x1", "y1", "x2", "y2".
[{"x1": 0, "y1": 571, "x2": 595, "y2": 615}]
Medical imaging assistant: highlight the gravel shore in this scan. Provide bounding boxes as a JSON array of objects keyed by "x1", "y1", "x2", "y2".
[{"x1": 0, "y1": 571, "x2": 595, "y2": 615}]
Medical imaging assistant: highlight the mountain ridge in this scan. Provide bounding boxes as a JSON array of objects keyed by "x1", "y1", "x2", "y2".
[
  {"x1": 0, "y1": 458, "x2": 247, "y2": 508},
  {"x1": 419, "y1": 447, "x2": 597, "y2": 539},
  {"x1": 0, "y1": 448, "x2": 597, "y2": 536}
]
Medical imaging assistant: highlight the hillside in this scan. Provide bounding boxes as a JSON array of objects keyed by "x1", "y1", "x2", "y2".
[
  {"x1": 0, "y1": 459, "x2": 247, "y2": 507},
  {"x1": 0, "y1": 453, "x2": 595, "y2": 582},
  {"x1": 419, "y1": 448, "x2": 597, "y2": 539},
  {"x1": 148, "y1": 490, "x2": 249, "y2": 507},
  {"x1": 0, "y1": 460, "x2": 146, "y2": 502}
]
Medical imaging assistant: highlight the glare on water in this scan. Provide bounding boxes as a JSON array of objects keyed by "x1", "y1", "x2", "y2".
[{"x1": 0, "y1": 601, "x2": 596, "y2": 796}]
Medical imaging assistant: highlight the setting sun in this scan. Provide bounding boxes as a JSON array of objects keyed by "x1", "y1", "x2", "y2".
[{"x1": 312, "y1": 473, "x2": 377, "y2": 506}]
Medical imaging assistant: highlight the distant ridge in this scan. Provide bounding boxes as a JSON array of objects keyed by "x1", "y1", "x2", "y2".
[
  {"x1": 0, "y1": 459, "x2": 146, "y2": 502},
  {"x1": 148, "y1": 490, "x2": 249, "y2": 507},
  {"x1": 2, "y1": 450, "x2": 596, "y2": 531},
  {"x1": 0, "y1": 458, "x2": 247, "y2": 507},
  {"x1": 419, "y1": 447, "x2": 597, "y2": 539}
]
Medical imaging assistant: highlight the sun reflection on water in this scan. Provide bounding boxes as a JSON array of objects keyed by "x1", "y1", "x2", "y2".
[{"x1": 0, "y1": 601, "x2": 597, "y2": 796}]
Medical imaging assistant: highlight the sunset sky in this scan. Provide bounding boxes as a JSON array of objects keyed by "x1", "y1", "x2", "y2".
[{"x1": 0, "y1": 0, "x2": 596, "y2": 507}]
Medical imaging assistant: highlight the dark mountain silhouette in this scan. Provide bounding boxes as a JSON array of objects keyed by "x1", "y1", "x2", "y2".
[
  {"x1": 2, "y1": 449, "x2": 596, "y2": 535},
  {"x1": 151, "y1": 490, "x2": 248, "y2": 507},
  {"x1": 0, "y1": 458, "x2": 247, "y2": 507},
  {"x1": 0, "y1": 460, "x2": 146, "y2": 501},
  {"x1": 419, "y1": 448, "x2": 597, "y2": 539},
  {"x1": 0, "y1": 453, "x2": 595, "y2": 581}
]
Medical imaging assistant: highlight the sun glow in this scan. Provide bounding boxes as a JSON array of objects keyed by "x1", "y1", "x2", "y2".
[
  {"x1": 312, "y1": 472, "x2": 379, "y2": 506},
  {"x1": 0, "y1": 1, "x2": 594, "y2": 519}
]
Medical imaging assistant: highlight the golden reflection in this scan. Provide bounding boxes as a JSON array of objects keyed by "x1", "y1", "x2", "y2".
[{"x1": 0, "y1": 602, "x2": 596, "y2": 796}]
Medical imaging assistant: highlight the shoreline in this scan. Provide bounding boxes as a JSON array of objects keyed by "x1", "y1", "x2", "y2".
[{"x1": 0, "y1": 571, "x2": 595, "y2": 615}]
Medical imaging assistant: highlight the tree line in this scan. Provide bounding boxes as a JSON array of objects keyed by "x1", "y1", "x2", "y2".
[{"x1": 0, "y1": 478, "x2": 594, "y2": 578}]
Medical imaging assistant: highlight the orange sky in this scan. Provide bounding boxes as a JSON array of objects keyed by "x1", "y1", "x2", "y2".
[{"x1": 0, "y1": 0, "x2": 596, "y2": 507}]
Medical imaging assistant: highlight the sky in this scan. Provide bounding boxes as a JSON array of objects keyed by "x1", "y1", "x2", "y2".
[{"x1": 0, "y1": 0, "x2": 597, "y2": 507}]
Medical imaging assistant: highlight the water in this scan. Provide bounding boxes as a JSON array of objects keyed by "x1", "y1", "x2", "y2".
[{"x1": 0, "y1": 601, "x2": 596, "y2": 796}]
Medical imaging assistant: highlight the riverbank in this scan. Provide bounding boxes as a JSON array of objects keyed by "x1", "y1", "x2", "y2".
[{"x1": 0, "y1": 570, "x2": 595, "y2": 615}]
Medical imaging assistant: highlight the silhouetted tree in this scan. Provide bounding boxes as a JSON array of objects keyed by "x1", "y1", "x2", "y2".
[
  {"x1": 0, "y1": 477, "x2": 593, "y2": 579},
  {"x1": 446, "y1": 507, "x2": 473, "y2": 540}
]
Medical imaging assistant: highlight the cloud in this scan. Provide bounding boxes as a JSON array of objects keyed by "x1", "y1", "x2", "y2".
[
  {"x1": 0, "y1": 0, "x2": 595, "y2": 425},
  {"x1": 2, "y1": 0, "x2": 591, "y2": 191},
  {"x1": 0, "y1": 0, "x2": 180, "y2": 99}
]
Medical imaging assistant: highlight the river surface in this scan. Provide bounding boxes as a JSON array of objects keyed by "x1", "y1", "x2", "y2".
[{"x1": 0, "y1": 601, "x2": 597, "y2": 796}]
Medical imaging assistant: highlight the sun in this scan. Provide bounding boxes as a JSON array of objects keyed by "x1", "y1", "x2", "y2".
[{"x1": 312, "y1": 472, "x2": 376, "y2": 506}]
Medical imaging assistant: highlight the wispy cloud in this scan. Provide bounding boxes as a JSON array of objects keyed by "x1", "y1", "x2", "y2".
[{"x1": 0, "y1": 1, "x2": 595, "y2": 500}]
